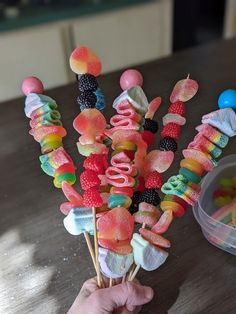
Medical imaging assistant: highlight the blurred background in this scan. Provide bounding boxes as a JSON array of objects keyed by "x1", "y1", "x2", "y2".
[{"x1": 0, "y1": 0, "x2": 235, "y2": 102}]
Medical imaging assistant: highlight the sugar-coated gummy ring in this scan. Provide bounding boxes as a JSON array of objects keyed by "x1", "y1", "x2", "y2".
[
  {"x1": 108, "y1": 194, "x2": 132, "y2": 209},
  {"x1": 163, "y1": 194, "x2": 188, "y2": 209},
  {"x1": 160, "y1": 200, "x2": 185, "y2": 214},
  {"x1": 180, "y1": 158, "x2": 204, "y2": 176},
  {"x1": 115, "y1": 141, "x2": 137, "y2": 151},
  {"x1": 179, "y1": 167, "x2": 201, "y2": 184},
  {"x1": 110, "y1": 186, "x2": 134, "y2": 198},
  {"x1": 54, "y1": 173, "x2": 76, "y2": 186}
]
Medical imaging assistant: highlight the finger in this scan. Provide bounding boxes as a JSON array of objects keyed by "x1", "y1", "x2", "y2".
[
  {"x1": 90, "y1": 281, "x2": 153, "y2": 312},
  {"x1": 68, "y1": 277, "x2": 99, "y2": 313},
  {"x1": 114, "y1": 307, "x2": 133, "y2": 314}
]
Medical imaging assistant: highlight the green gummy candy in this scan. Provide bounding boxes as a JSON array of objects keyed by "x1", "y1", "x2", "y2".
[{"x1": 108, "y1": 194, "x2": 129, "y2": 208}]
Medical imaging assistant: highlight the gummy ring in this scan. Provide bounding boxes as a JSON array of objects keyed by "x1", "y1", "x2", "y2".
[
  {"x1": 110, "y1": 186, "x2": 134, "y2": 198},
  {"x1": 160, "y1": 201, "x2": 185, "y2": 217},
  {"x1": 55, "y1": 163, "x2": 76, "y2": 176},
  {"x1": 179, "y1": 167, "x2": 201, "y2": 184},
  {"x1": 182, "y1": 149, "x2": 216, "y2": 172},
  {"x1": 115, "y1": 141, "x2": 137, "y2": 151},
  {"x1": 54, "y1": 173, "x2": 76, "y2": 188},
  {"x1": 163, "y1": 194, "x2": 188, "y2": 209},
  {"x1": 108, "y1": 194, "x2": 132, "y2": 209},
  {"x1": 40, "y1": 134, "x2": 63, "y2": 154},
  {"x1": 180, "y1": 158, "x2": 204, "y2": 176}
]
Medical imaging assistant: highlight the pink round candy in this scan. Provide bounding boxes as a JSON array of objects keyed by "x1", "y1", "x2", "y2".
[
  {"x1": 120, "y1": 69, "x2": 143, "y2": 91},
  {"x1": 22, "y1": 76, "x2": 44, "y2": 95}
]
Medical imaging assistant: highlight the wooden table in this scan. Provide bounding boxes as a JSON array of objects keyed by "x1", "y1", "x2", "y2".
[{"x1": 1, "y1": 39, "x2": 236, "y2": 314}]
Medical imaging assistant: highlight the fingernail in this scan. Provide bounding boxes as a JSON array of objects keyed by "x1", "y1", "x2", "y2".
[{"x1": 144, "y1": 287, "x2": 154, "y2": 300}]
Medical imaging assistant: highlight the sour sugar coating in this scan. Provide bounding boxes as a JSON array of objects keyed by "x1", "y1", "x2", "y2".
[
  {"x1": 73, "y1": 108, "x2": 107, "y2": 144},
  {"x1": 141, "y1": 150, "x2": 174, "y2": 177},
  {"x1": 151, "y1": 210, "x2": 173, "y2": 234},
  {"x1": 133, "y1": 202, "x2": 161, "y2": 227},
  {"x1": 97, "y1": 207, "x2": 134, "y2": 254},
  {"x1": 182, "y1": 148, "x2": 216, "y2": 172},
  {"x1": 180, "y1": 158, "x2": 204, "y2": 176},
  {"x1": 69, "y1": 46, "x2": 102, "y2": 77},
  {"x1": 109, "y1": 101, "x2": 142, "y2": 133},
  {"x1": 22, "y1": 78, "x2": 77, "y2": 188},
  {"x1": 162, "y1": 113, "x2": 186, "y2": 126},
  {"x1": 139, "y1": 228, "x2": 170, "y2": 248},
  {"x1": 160, "y1": 103, "x2": 236, "y2": 248},
  {"x1": 196, "y1": 124, "x2": 229, "y2": 148},
  {"x1": 105, "y1": 152, "x2": 137, "y2": 188},
  {"x1": 188, "y1": 133, "x2": 222, "y2": 159}
]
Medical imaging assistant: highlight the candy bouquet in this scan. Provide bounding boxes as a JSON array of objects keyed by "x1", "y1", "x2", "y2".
[{"x1": 22, "y1": 46, "x2": 236, "y2": 288}]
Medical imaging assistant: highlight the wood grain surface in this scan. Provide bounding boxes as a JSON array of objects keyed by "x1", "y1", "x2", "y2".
[{"x1": 0, "y1": 39, "x2": 236, "y2": 314}]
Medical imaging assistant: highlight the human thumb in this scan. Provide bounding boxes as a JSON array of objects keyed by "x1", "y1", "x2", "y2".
[{"x1": 91, "y1": 281, "x2": 154, "y2": 312}]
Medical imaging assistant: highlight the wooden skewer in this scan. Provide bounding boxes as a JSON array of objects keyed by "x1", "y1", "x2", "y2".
[
  {"x1": 92, "y1": 207, "x2": 103, "y2": 288},
  {"x1": 83, "y1": 231, "x2": 97, "y2": 271},
  {"x1": 109, "y1": 277, "x2": 113, "y2": 287},
  {"x1": 129, "y1": 223, "x2": 146, "y2": 281},
  {"x1": 129, "y1": 264, "x2": 141, "y2": 282},
  {"x1": 122, "y1": 274, "x2": 126, "y2": 283},
  {"x1": 128, "y1": 264, "x2": 136, "y2": 281}
]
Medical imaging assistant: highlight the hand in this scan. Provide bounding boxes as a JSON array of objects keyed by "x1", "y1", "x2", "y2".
[{"x1": 67, "y1": 277, "x2": 154, "y2": 314}]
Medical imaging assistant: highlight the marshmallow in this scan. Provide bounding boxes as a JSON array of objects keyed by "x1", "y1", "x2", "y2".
[
  {"x1": 131, "y1": 233, "x2": 168, "y2": 271},
  {"x1": 63, "y1": 207, "x2": 93, "y2": 236},
  {"x1": 202, "y1": 108, "x2": 236, "y2": 137},
  {"x1": 113, "y1": 86, "x2": 149, "y2": 114},
  {"x1": 98, "y1": 247, "x2": 133, "y2": 279},
  {"x1": 24, "y1": 93, "x2": 56, "y2": 118}
]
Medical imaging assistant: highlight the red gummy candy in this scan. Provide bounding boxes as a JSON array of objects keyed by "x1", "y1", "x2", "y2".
[
  {"x1": 145, "y1": 171, "x2": 163, "y2": 189},
  {"x1": 161, "y1": 123, "x2": 180, "y2": 140},
  {"x1": 135, "y1": 176, "x2": 145, "y2": 192},
  {"x1": 61, "y1": 181, "x2": 83, "y2": 206},
  {"x1": 97, "y1": 207, "x2": 134, "y2": 241},
  {"x1": 168, "y1": 101, "x2": 185, "y2": 116},
  {"x1": 80, "y1": 169, "x2": 101, "y2": 190},
  {"x1": 98, "y1": 238, "x2": 132, "y2": 255},
  {"x1": 83, "y1": 154, "x2": 108, "y2": 174},
  {"x1": 142, "y1": 130, "x2": 155, "y2": 147},
  {"x1": 60, "y1": 202, "x2": 74, "y2": 215},
  {"x1": 56, "y1": 163, "x2": 76, "y2": 176},
  {"x1": 83, "y1": 187, "x2": 103, "y2": 207}
]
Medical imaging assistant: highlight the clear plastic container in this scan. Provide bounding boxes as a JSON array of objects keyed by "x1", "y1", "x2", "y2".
[{"x1": 193, "y1": 155, "x2": 236, "y2": 255}]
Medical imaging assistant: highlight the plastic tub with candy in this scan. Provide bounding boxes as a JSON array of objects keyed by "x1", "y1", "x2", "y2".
[{"x1": 193, "y1": 154, "x2": 236, "y2": 255}]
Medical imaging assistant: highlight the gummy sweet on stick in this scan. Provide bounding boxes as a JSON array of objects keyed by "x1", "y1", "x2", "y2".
[{"x1": 22, "y1": 77, "x2": 77, "y2": 188}]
